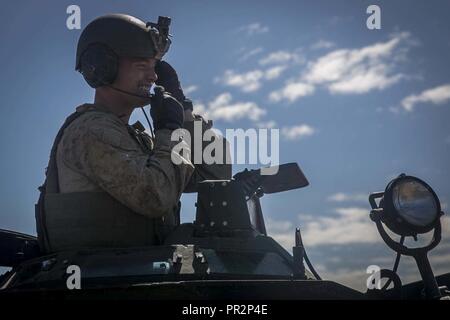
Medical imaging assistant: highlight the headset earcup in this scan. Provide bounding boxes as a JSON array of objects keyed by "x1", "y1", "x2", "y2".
[{"x1": 79, "y1": 44, "x2": 118, "y2": 88}]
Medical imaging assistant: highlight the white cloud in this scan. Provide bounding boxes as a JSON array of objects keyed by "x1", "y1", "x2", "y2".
[
  {"x1": 269, "y1": 82, "x2": 315, "y2": 103},
  {"x1": 266, "y1": 207, "x2": 379, "y2": 249},
  {"x1": 314, "y1": 244, "x2": 450, "y2": 291},
  {"x1": 401, "y1": 84, "x2": 450, "y2": 111},
  {"x1": 239, "y1": 23, "x2": 269, "y2": 36},
  {"x1": 217, "y1": 50, "x2": 304, "y2": 95},
  {"x1": 193, "y1": 101, "x2": 206, "y2": 115},
  {"x1": 264, "y1": 66, "x2": 287, "y2": 80},
  {"x1": 303, "y1": 32, "x2": 410, "y2": 95},
  {"x1": 301, "y1": 207, "x2": 381, "y2": 246},
  {"x1": 199, "y1": 92, "x2": 266, "y2": 122},
  {"x1": 216, "y1": 66, "x2": 288, "y2": 93},
  {"x1": 208, "y1": 102, "x2": 265, "y2": 122},
  {"x1": 328, "y1": 65, "x2": 404, "y2": 94},
  {"x1": 239, "y1": 47, "x2": 264, "y2": 62},
  {"x1": 183, "y1": 85, "x2": 198, "y2": 95},
  {"x1": 281, "y1": 124, "x2": 315, "y2": 140},
  {"x1": 318, "y1": 267, "x2": 369, "y2": 292},
  {"x1": 310, "y1": 39, "x2": 335, "y2": 50},
  {"x1": 327, "y1": 193, "x2": 368, "y2": 203},
  {"x1": 256, "y1": 120, "x2": 277, "y2": 129},
  {"x1": 267, "y1": 33, "x2": 413, "y2": 103},
  {"x1": 209, "y1": 92, "x2": 233, "y2": 109},
  {"x1": 266, "y1": 218, "x2": 294, "y2": 233},
  {"x1": 265, "y1": 218, "x2": 295, "y2": 249},
  {"x1": 429, "y1": 253, "x2": 450, "y2": 266},
  {"x1": 297, "y1": 213, "x2": 316, "y2": 221},
  {"x1": 216, "y1": 69, "x2": 264, "y2": 93},
  {"x1": 264, "y1": 214, "x2": 450, "y2": 291},
  {"x1": 442, "y1": 215, "x2": 450, "y2": 234},
  {"x1": 259, "y1": 50, "x2": 303, "y2": 66}
]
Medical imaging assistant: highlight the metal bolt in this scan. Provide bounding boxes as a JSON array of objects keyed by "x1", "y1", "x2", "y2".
[
  {"x1": 173, "y1": 254, "x2": 182, "y2": 263},
  {"x1": 210, "y1": 201, "x2": 214, "y2": 207},
  {"x1": 41, "y1": 258, "x2": 57, "y2": 271},
  {"x1": 210, "y1": 182, "x2": 215, "y2": 188},
  {"x1": 222, "y1": 201, "x2": 227, "y2": 206},
  {"x1": 223, "y1": 221, "x2": 228, "y2": 226},
  {"x1": 222, "y1": 181, "x2": 227, "y2": 187},
  {"x1": 195, "y1": 252, "x2": 206, "y2": 263},
  {"x1": 210, "y1": 221, "x2": 215, "y2": 227}
]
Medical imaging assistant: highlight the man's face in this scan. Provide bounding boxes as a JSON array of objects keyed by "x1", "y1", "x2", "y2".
[{"x1": 112, "y1": 56, "x2": 158, "y2": 105}]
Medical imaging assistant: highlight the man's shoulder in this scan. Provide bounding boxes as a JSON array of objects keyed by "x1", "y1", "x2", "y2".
[
  {"x1": 71, "y1": 104, "x2": 123, "y2": 128},
  {"x1": 61, "y1": 104, "x2": 130, "y2": 149}
]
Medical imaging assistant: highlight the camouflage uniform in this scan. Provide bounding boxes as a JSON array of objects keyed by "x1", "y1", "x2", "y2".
[
  {"x1": 56, "y1": 103, "x2": 195, "y2": 218},
  {"x1": 35, "y1": 103, "x2": 231, "y2": 252}
]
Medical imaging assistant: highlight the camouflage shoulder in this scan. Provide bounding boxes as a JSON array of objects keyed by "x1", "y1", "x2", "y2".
[{"x1": 63, "y1": 110, "x2": 134, "y2": 151}]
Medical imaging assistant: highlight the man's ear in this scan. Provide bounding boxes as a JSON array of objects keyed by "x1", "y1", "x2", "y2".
[{"x1": 115, "y1": 57, "x2": 139, "y2": 80}]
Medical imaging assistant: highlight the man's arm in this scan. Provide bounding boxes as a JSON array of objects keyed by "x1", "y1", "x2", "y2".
[
  {"x1": 182, "y1": 111, "x2": 232, "y2": 193},
  {"x1": 60, "y1": 112, "x2": 194, "y2": 218},
  {"x1": 154, "y1": 61, "x2": 232, "y2": 192}
]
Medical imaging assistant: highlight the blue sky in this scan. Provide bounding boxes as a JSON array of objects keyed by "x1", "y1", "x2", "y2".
[{"x1": 1, "y1": 0, "x2": 450, "y2": 291}]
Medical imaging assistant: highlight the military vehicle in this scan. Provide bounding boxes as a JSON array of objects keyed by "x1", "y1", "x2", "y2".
[{"x1": 0, "y1": 163, "x2": 449, "y2": 300}]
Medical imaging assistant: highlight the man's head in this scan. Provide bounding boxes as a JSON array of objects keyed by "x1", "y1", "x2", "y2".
[
  {"x1": 96, "y1": 56, "x2": 158, "y2": 107},
  {"x1": 75, "y1": 14, "x2": 171, "y2": 105}
]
